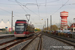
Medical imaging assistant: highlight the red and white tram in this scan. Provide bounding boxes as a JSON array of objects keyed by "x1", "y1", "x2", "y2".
[{"x1": 14, "y1": 20, "x2": 35, "y2": 37}]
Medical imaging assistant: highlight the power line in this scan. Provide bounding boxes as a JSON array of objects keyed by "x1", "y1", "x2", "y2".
[
  {"x1": 35, "y1": 0, "x2": 40, "y2": 20},
  {"x1": 0, "y1": 3, "x2": 17, "y2": 5},
  {"x1": 45, "y1": 0, "x2": 47, "y2": 17},
  {"x1": 8, "y1": 0, "x2": 15, "y2": 2},
  {"x1": 52, "y1": 0, "x2": 69, "y2": 15},
  {"x1": 19, "y1": 3, "x2": 75, "y2": 6},
  {"x1": 23, "y1": 5, "x2": 39, "y2": 16},
  {"x1": 45, "y1": 0, "x2": 47, "y2": 7},
  {"x1": 15, "y1": 0, "x2": 39, "y2": 16},
  {"x1": 0, "y1": 8, "x2": 11, "y2": 13},
  {"x1": 39, "y1": 0, "x2": 59, "y2": 4},
  {"x1": 25, "y1": 0, "x2": 59, "y2": 5},
  {"x1": 0, "y1": 7, "x2": 24, "y2": 18},
  {"x1": 15, "y1": 0, "x2": 28, "y2": 13}
]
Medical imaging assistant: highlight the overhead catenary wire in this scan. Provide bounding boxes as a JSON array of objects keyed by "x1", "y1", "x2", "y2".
[
  {"x1": 45, "y1": 0, "x2": 47, "y2": 17},
  {"x1": 35, "y1": 0, "x2": 40, "y2": 20},
  {"x1": 51, "y1": 0, "x2": 69, "y2": 15},
  {"x1": 0, "y1": 0, "x2": 71, "y2": 6},
  {"x1": 25, "y1": 0, "x2": 59, "y2": 5},
  {"x1": 39, "y1": 0, "x2": 59, "y2": 4},
  {"x1": 0, "y1": 0, "x2": 59, "y2": 6},
  {"x1": 23, "y1": 5, "x2": 39, "y2": 16},
  {"x1": 0, "y1": 0, "x2": 24, "y2": 18},
  {"x1": 0, "y1": 3, "x2": 74, "y2": 6},
  {"x1": 0, "y1": 7, "x2": 24, "y2": 19},
  {"x1": 1, "y1": 0, "x2": 70, "y2": 19},
  {"x1": 15, "y1": 0, "x2": 32, "y2": 20},
  {"x1": 0, "y1": 8, "x2": 11, "y2": 13},
  {"x1": 15, "y1": 0, "x2": 40, "y2": 17},
  {"x1": 15, "y1": 0, "x2": 38, "y2": 16},
  {"x1": 15, "y1": 0, "x2": 28, "y2": 13}
]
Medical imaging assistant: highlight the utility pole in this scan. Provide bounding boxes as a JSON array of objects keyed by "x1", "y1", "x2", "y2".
[
  {"x1": 44, "y1": 21, "x2": 46, "y2": 30},
  {"x1": 11, "y1": 11, "x2": 13, "y2": 33},
  {"x1": 47, "y1": 18, "x2": 48, "y2": 30},
  {"x1": 43, "y1": 25, "x2": 44, "y2": 30},
  {"x1": 50, "y1": 15, "x2": 52, "y2": 31}
]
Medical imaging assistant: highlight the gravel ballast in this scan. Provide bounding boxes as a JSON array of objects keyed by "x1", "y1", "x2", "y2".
[
  {"x1": 0, "y1": 37, "x2": 16, "y2": 44},
  {"x1": 42, "y1": 35, "x2": 75, "y2": 50},
  {"x1": 9, "y1": 37, "x2": 39, "y2": 50},
  {"x1": 8, "y1": 39, "x2": 32, "y2": 50},
  {"x1": 23, "y1": 37, "x2": 39, "y2": 50}
]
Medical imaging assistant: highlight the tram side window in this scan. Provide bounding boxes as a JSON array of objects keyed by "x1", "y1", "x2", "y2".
[
  {"x1": 26, "y1": 25, "x2": 28, "y2": 31},
  {"x1": 71, "y1": 29, "x2": 73, "y2": 31}
]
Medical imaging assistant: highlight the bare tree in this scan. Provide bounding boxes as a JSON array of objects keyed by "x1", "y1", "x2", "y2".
[{"x1": 68, "y1": 20, "x2": 73, "y2": 27}]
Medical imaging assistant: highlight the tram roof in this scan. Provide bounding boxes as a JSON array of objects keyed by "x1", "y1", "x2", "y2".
[{"x1": 16, "y1": 20, "x2": 27, "y2": 22}]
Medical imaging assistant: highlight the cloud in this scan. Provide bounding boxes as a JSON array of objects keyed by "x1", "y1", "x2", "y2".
[{"x1": 0, "y1": 0, "x2": 75, "y2": 29}]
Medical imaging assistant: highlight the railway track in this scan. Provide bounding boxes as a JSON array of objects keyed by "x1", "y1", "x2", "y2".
[
  {"x1": 0, "y1": 32, "x2": 42, "y2": 50},
  {"x1": 50, "y1": 35, "x2": 75, "y2": 47},
  {"x1": 43, "y1": 32, "x2": 75, "y2": 48},
  {"x1": 0, "y1": 35, "x2": 14, "y2": 39},
  {"x1": 37, "y1": 34, "x2": 42, "y2": 50},
  {"x1": 1, "y1": 32, "x2": 74, "y2": 50},
  {"x1": 21, "y1": 34, "x2": 42, "y2": 50},
  {"x1": 0, "y1": 35, "x2": 35, "y2": 50}
]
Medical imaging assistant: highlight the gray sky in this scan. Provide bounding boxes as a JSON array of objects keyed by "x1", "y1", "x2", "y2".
[{"x1": 0, "y1": 0, "x2": 75, "y2": 29}]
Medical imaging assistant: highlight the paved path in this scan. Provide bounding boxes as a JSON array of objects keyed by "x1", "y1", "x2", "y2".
[{"x1": 0, "y1": 34, "x2": 14, "y2": 37}]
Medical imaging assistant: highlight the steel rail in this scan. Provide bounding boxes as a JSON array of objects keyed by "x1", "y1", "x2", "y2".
[
  {"x1": 43, "y1": 32, "x2": 75, "y2": 48},
  {"x1": 37, "y1": 34, "x2": 42, "y2": 50},
  {"x1": 0, "y1": 35, "x2": 34, "y2": 50},
  {"x1": 21, "y1": 33, "x2": 41, "y2": 50}
]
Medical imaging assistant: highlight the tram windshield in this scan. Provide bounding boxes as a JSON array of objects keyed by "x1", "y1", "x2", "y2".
[{"x1": 15, "y1": 23, "x2": 26, "y2": 31}]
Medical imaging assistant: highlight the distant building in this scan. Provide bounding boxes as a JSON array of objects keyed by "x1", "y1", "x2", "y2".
[
  {"x1": 60, "y1": 11, "x2": 68, "y2": 30},
  {"x1": 70, "y1": 23, "x2": 75, "y2": 27},
  {"x1": 0, "y1": 20, "x2": 11, "y2": 31},
  {"x1": 69, "y1": 23, "x2": 75, "y2": 32}
]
